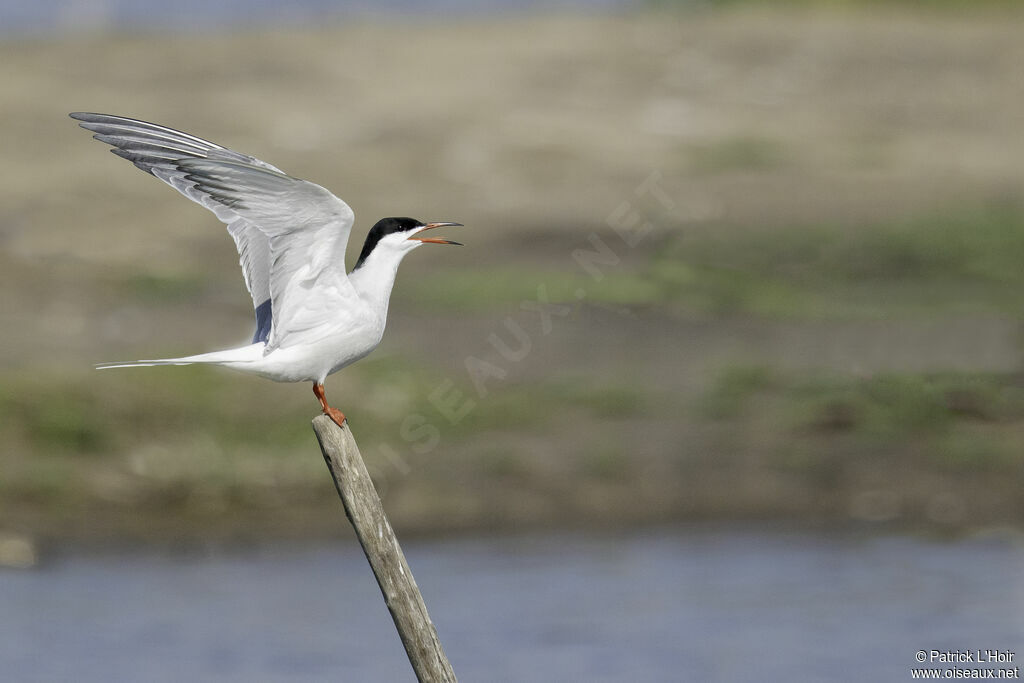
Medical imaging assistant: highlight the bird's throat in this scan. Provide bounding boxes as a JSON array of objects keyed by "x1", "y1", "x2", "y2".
[{"x1": 348, "y1": 249, "x2": 404, "y2": 321}]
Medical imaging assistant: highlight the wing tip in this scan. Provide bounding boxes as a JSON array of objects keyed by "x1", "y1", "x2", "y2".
[{"x1": 69, "y1": 111, "x2": 108, "y2": 125}]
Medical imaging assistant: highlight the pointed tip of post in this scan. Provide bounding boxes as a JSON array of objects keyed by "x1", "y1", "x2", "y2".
[
  {"x1": 312, "y1": 413, "x2": 332, "y2": 434},
  {"x1": 312, "y1": 414, "x2": 349, "y2": 432},
  {"x1": 312, "y1": 414, "x2": 358, "y2": 456},
  {"x1": 312, "y1": 413, "x2": 336, "y2": 428}
]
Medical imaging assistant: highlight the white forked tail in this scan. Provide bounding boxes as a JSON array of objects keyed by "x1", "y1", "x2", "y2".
[{"x1": 95, "y1": 344, "x2": 266, "y2": 370}]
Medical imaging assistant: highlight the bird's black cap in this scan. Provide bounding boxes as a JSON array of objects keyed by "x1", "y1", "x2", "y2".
[{"x1": 355, "y1": 217, "x2": 424, "y2": 269}]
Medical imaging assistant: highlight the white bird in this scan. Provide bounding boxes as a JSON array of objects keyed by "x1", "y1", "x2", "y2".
[{"x1": 71, "y1": 112, "x2": 463, "y2": 427}]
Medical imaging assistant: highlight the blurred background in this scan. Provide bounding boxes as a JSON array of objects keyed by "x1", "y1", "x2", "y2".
[{"x1": 2, "y1": 0, "x2": 1024, "y2": 680}]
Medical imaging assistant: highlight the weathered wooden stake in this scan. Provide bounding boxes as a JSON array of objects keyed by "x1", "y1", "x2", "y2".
[{"x1": 312, "y1": 415, "x2": 457, "y2": 683}]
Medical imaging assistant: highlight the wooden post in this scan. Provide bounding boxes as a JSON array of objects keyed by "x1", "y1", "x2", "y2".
[{"x1": 312, "y1": 415, "x2": 457, "y2": 683}]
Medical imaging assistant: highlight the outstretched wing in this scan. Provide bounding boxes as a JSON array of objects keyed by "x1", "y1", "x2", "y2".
[{"x1": 70, "y1": 112, "x2": 356, "y2": 346}]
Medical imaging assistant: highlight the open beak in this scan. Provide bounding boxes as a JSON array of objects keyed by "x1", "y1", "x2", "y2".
[{"x1": 408, "y1": 222, "x2": 464, "y2": 246}]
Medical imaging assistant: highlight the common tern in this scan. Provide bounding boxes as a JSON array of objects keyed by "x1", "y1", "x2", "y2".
[{"x1": 71, "y1": 112, "x2": 463, "y2": 427}]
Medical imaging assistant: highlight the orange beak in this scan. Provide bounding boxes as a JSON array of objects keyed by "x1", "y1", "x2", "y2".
[{"x1": 408, "y1": 222, "x2": 463, "y2": 245}]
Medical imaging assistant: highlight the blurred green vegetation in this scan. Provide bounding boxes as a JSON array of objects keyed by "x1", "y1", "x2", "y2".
[
  {"x1": 405, "y1": 205, "x2": 1024, "y2": 319},
  {"x1": 0, "y1": 358, "x2": 659, "y2": 534},
  {"x1": 121, "y1": 272, "x2": 208, "y2": 304},
  {"x1": 686, "y1": 137, "x2": 791, "y2": 175},
  {"x1": 700, "y1": 363, "x2": 1024, "y2": 474},
  {"x1": 704, "y1": 364, "x2": 1024, "y2": 434}
]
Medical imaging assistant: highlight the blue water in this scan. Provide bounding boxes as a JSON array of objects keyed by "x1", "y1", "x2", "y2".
[{"x1": 1, "y1": 528, "x2": 1022, "y2": 682}]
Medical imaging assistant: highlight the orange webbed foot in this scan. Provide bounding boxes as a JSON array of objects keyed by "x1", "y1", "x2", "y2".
[
  {"x1": 324, "y1": 406, "x2": 347, "y2": 428},
  {"x1": 313, "y1": 382, "x2": 347, "y2": 428}
]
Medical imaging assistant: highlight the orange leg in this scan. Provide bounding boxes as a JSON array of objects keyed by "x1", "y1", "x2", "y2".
[{"x1": 313, "y1": 382, "x2": 347, "y2": 427}]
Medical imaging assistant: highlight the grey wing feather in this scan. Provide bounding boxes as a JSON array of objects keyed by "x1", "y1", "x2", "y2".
[
  {"x1": 71, "y1": 113, "x2": 278, "y2": 312},
  {"x1": 71, "y1": 112, "x2": 355, "y2": 346}
]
